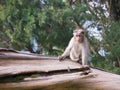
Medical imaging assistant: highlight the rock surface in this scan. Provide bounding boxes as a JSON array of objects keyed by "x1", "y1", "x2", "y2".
[{"x1": 0, "y1": 51, "x2": 120, "y2": 90}]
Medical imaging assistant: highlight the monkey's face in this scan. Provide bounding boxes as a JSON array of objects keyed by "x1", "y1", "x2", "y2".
[{"x1": 73, "y1": 29, "x2": 85, "y2": 43}]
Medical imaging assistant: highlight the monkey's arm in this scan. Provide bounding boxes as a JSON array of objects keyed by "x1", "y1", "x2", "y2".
[
  {"x1": 59, "y1": 38, "x2": 74, "y2": 60},
  {"x1": 81, "y1": 38, "x2": 90, "y2": 65}
]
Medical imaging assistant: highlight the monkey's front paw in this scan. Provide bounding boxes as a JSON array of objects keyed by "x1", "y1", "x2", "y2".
[
  {"x1": 82, "y1": 65, "x2": 90, "y2": 68},
  {"x1": 58, "y1": 56, "x2": 65, "y2": 61}
]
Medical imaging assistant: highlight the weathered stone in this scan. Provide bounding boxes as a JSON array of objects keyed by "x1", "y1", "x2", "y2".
[{"x1": 0, "y1": 51, "x2": 120, "y2": 90}]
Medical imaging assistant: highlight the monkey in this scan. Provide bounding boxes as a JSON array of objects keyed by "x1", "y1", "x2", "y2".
[{"x1": 58, "y1": 29, "x2": 90, "y2": 66}]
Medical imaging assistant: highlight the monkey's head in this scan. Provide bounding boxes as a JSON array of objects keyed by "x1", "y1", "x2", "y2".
[{"x1": 73, "y1": 29, "x2": 85, "y2": 43}]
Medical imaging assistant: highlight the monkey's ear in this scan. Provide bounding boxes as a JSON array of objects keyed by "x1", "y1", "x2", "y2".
[
  {"x1": 73, "y1": 30, "x2": 78, "y2": 33},
  {"x1": 73, "y1": 30, "x2": 77, "y2": 36},
  {"x1": 73, "y1": 30, "x2": 77, "y2": 35},
  {"x1": 73, "y1": 32, "x2": 75, "y2": 36}
]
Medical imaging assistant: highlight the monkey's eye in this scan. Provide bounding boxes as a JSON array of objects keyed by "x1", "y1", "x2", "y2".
[{"x1": 81, "y1": 32, "x2": 84, "y2": 35}]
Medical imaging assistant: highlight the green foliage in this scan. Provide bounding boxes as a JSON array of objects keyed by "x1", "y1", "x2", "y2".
[
  {"x1": 103, "y1": 22, "x2": 120, "y2": 62},
  {"x1": 92, "y1": 55, "x2": 120, "y2": 74},
  {"x1": 0, "y1": 0, "x2": 39, "y2": 49},
  {"x1": 0, "y1": 0, "x2": 91, "y2": 53}
]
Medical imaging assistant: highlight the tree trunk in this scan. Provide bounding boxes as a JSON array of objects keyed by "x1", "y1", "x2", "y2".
[{"x1": 108, "y1": 0, "x2": 120, "y2": 21}]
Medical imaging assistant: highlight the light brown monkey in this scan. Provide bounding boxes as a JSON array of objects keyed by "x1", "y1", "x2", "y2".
[{"x1": 59, "y1": 29, "x2": 90, "y2": 65}]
